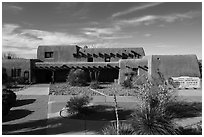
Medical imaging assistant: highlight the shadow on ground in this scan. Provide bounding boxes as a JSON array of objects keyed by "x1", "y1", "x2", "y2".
[
  {"x1": 2, "y1": 105, "x2": 134, "y2": 135},
  {"x1": 3, "y1": 109, "x2": 34, "y2": 122},
  {"x1": 14, "y1": 99, "x2": 36, "y2": 107},
  {"x1": 167, "y1": 101, "x2": 202, "y2": 118},
  {"x1": 68, "y1": 105, "x2": 134, "y2": 121},
  {"x1": 2, "y1": 118, "x2": 48, "y2": 135}
]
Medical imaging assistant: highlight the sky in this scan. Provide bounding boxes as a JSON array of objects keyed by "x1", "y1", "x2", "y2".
[{"x1": 2, "y1": 2, "x2": 202, "y2": 59}]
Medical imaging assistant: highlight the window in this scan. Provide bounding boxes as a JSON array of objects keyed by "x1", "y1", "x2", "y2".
[
  {"x1": 132, "y1": 68, "x2": 139, "y2": 76},
  {"x1": 24, "y1": 71, "x2": 29, "y2": 80},
  {"x1": 105, "y1": 57, "x2": 111, "y2": 62},
  {"x1": 87, "y1": 57, "x2": 93, "y2": 62},
  {"x1": 11, "y1": 68, "x2": 21, "y2": 77},
  {"x1": 45, "y1": 52, "x2": 53, "y2": 58}
]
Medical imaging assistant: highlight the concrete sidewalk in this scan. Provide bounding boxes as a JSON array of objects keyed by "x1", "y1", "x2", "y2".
[
  {"x1": 16, "y1": 84, "x2": 50, "y2": 95},
  {"x1": 49, "y1": 95, "x2": 140, "y2": 103},
  {"x1": 47, "y1": 112, "x2": 109, "y2": 135}
]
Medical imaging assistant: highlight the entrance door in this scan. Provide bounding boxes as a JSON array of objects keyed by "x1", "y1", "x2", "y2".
[{"x1": 35, "y1": 69, "x2": 52, "y2": 83}]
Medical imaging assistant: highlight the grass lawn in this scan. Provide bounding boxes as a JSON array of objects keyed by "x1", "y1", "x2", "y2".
[{"x1": 50, "y1": 82, "x2": 139, "y2": 96}]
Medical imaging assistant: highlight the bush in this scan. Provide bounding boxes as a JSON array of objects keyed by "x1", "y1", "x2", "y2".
[
  {"x1": 2, "y1": 89, "x2": 17, "y2": 116},
  {"x1": 66, "y1": 95, "x2": 93, "y2": 115},
  {"x1": 89, "y1": 81, "x2": 100, "y2": 89},
  {"x1": 130, "y1": 77, "x2": 179, "y2": 135},
  {"x1": 122, "y1": 79, "x2": 133, "y2": 88},
  {"x1": 102, "y1": 122, "x2": 136, "y2": 135},
  {"x1": 66, "y1": 69, "x2": 88, "y2": 86},
  {"x1": 178, "y1": 121, "x2": 202, "y2": 135}
]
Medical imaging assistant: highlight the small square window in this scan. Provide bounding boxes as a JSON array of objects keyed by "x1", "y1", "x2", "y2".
[
  {"x1": 45, "y1": 52, "x2": 53, "y2": 58},
  {"x1": 132, "y1": 68, "x2": 139, "y2": 76},
  {"x1": 87, "y1": 57, "x2": 93, "y2": 62}
]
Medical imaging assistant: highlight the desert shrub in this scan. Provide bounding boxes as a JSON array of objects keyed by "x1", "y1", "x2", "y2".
[
  {"x1": 66, "y1": 95, "x2": 93, "y2": 115},
  {"x1": 89, "y1": 81, "x2": 100, "y2": 89},
  {"x1": 178, "y1": 121, "x2": 202, "y2": 135},
  {"x1": 2, "y1": 89, "x2": 17, "y2": 116},
  {"x1": 66, "y1": 69, "x2": 88, "y2": 86},
  {"x1": 130, "y1": 77, "x2": 179, "y2": 135},
  {"x1": 102, "y1": 122, "x2": 136, "y2": 135},
  {"x1": 122, "y1": 79, "x2": 133, "y2": 88}
]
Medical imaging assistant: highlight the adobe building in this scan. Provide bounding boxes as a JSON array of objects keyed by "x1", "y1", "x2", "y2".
[
  {"x1": 2, "y1": 58, "x2": 41, "y2": 83},
  {"x1": 35, "y1": 45, "x2": 145, "y2": 83},
  {"x1": 2, "y1": 45, "x2": 201, "y2": 86}
]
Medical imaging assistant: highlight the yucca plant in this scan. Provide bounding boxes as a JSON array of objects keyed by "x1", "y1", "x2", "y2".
[
  {"x1": 130, "y1": 76, "x2": 179, "y2": 135},
  {"x1": 102, "y1": 122, "x2": 136, "y2": 135}
]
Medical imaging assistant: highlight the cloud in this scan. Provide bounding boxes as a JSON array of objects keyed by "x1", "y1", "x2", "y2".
[
  {"x1": 144, "y1": 33, "x2": 152, "y2": 37},
  {"x1": 83, "y1": 26, "x2": 121, "y2": 37},
  {"x1": 116, "y1": 11, "x2": 200, "y2": 26},
  {"x1": 2, "y1": 24, "x2": 92, "y2": 58},
  {"x1": 101, "y1": 35, "x2": 132, "y2": 40},
  {"x1": 3, "y1": 3, "x2": 23, "y2": 13},
  {"x1": 112, "y1": 2, "x2": 162, "y2": 18}
]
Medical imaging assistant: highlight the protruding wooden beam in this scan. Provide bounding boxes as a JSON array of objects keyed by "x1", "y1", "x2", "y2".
[
  {"x1": 61, "y1": 65, "x2": 69, "y2": 69},
  {"x1": 116, "y1": 53, "x2": 122, "y2": 58},
  {"x1": 79, "y1": 51, "x2": 87, "y2": 58},
  {"x1": 104, "y1": 53, "x2": 109, "y2": 57},
  {"x1": 131, "y1": 50, "x2": 141, "y2": 58},
  {"x1": 122, "y1": 53, "x2": 128, "y2": 57},
  {"x1": 39, "y1": 66, "x2": 44, "y2": 69},
  {"x1": 87, "y1": 53, "x2": 92, "y2": 57},
  {"x1": 54, "y1": 66, "x2": 62, "y2": 70},
  {"x1": 45, "y1": 66, "x2": 51, "y2": 70},
  {"x1": 88, "y1": 66, "x2": 93, "y2": 70},
  {"x1": 138, "y1": 66, "x2": 148, "y2": 71},
  {"x1": 93, "y1": 66, "x2": 99, "y2": 70},
  {"x1": 128, "y1": 53, "x2": 134, "y2": 58},
  {"x1": 93, "y1": 53, "x2": 98, "y2": 58},
  {"x1": 50, "y1": 66, "x2": 56, "y2": 70},
  {"x1": 76, "y1": 66, "x2": 81, "y2": 69},
  {"x1": 82, "y1": 66, "x2": 87, "y2": 70},
  {"x1": 144, "y1": 65, "x2": 148, "y2": 69},
  {"x1": 110, "y1": 53, "x2": 115, "y2": 57},
  {"x1": 107, "y1": 64, "x2": 114, "y2": 69},
  {"x1": 99, "y1": 53, "x2": 104, "y2": 58},
  {"x1": 98, "y1": 66, "x2": 104, "y2": 70},
  {"x1": 115, "y1": 66, "x2": 120, "y2": 70}
]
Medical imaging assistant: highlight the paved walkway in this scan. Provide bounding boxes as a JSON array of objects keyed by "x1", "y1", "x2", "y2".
[
  {"x1": 16, "y1": 84, "x2": 50, "y2": 95},
  {"x1": 3, "y1": 84, "x2": 50, "y2": 135},
  {"x1": 3, "y1": 85, "x2": 202, "y2": 135}
]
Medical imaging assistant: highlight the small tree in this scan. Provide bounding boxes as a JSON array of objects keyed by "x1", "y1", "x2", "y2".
[
  {"x1": 2, "y1": 52, "x2": 18, "y2": 59},
  {"x1": 66, "y1": 69, "x2": 88, "y2": 86}
]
